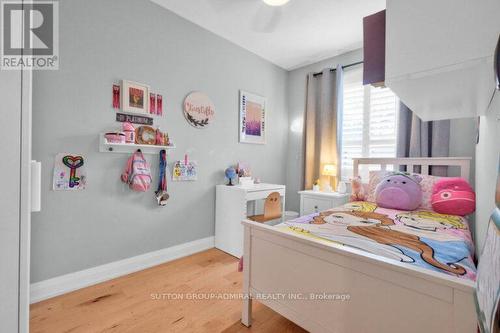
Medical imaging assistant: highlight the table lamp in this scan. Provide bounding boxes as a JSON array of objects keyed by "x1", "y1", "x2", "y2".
[{"x1": 322, "y1": 164, "x2": 337, "y2": 192}]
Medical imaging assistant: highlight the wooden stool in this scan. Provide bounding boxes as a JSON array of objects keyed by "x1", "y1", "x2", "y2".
[{"x1": 248, "y1": 192, "x2": 282, "y2": 223}]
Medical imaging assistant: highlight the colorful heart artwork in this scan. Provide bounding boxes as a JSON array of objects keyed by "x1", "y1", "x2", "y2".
[{"x1": 53, "y1": 153, "x2": 87, "y2": 190}]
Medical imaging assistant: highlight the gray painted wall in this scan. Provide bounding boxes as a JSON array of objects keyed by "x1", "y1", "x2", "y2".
[
  {"x1": 31, "y1": 0, "x2": 288, "y2": 282},
  {"x1": 285, "y1": 49, "x2": 477, "y2": 212}
]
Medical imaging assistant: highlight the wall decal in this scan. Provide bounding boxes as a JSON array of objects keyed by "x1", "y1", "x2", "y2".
[
  {"x1": 112, "y1": 84, "x2": 120, "y2": 109},
  {"x1": 183, "y1": 91, "x2": 215, "y2": 128},
  {"x1": 116, "y1": 113, "x2": 153, "y2": 125},
  {"x1": 53, "y1": 153, "x2": 87, "y2": 190},
  {"x1": 239, "y1": 90, "x2": 266, "y2": 144},
  {"x1": 156, "y1": 94, "x2": 163, "y2": 116},
  {"x1": 121, "y1": 80, "x2": 150, "y2": 115},
  {"x1": 150, "y1": 93, "x2": 156, "y2": 115}
]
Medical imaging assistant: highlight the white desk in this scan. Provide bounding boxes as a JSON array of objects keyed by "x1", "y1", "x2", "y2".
[{"x1": 215, "y1": 183, "x2": 286, "y2": 257}]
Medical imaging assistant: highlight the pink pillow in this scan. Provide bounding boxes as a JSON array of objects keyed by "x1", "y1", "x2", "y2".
[
  {"x1": 368, "y1": 171, "x2": 442, "y2": 210},
  {"x1": 431, "y1": 177, "x2": 475, "y2": 216}
]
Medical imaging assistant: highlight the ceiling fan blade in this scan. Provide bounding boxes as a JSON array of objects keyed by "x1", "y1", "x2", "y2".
[
  {"x1": 251, "y1": 3, "x2": 282, "y2": 33},
  {"x1": 207, "y1": 0, "x2": 249, "y2": 12}
]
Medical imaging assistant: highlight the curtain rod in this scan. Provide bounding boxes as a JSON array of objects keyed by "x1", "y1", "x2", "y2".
[{"x1": 312, "y1": 61, "x2": 363, "y2": 77}]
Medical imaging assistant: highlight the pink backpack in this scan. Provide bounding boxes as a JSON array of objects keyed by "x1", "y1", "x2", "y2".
[{"x1": 121, "y1": 150, "x2": 152, "y2": 192}]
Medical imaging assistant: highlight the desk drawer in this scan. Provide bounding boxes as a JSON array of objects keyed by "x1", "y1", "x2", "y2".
[
  {"x1": 302, "y1": 197, "x2": 334, "y2": 215},
  {"x1": 246, "y1": 188, "x2": 285, "y2": 201}
]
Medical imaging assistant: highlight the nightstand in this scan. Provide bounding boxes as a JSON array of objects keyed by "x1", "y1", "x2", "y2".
[{"x1": 298, "y1": 190, "x2": 349, "y2": 216}]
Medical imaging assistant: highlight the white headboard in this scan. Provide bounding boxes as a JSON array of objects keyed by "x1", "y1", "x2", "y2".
[{"x1": 353, "y1": 157, "x2": 472, "y2": 182}]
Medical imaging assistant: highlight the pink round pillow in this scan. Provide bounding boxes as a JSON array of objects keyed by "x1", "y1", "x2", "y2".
[{"x1": 431, "y1": 178, "x2": 475, "y2": 216}]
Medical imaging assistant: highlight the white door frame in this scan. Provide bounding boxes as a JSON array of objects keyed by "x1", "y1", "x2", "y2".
[{"x1": 19, "y1": 61, "x2": 32, "y2": 333}]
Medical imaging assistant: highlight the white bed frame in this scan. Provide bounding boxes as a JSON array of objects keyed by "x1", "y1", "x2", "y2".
[{"x1": 241, "y1": 157, "x2": 476, "y2": 333}]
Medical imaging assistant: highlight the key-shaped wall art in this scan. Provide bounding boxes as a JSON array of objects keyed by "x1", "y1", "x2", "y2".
[{"x1": 53, "y1": 153, "x2": 87, "y2": 191}]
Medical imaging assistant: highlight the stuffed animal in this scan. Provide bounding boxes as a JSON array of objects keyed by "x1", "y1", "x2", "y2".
[
  {"x1": 375, "y1": 172, "x2": 423, "y2": 210},
  {"x1": 431, "y1": 177, "x2": 475, "y2": 216},
  {"x1": 350, "y1": 176, "x2": 366, "y2": 202}
]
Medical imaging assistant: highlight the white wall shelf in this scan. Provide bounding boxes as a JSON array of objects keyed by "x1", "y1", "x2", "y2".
[{"x1": 99, "y1": 133, "x2": 175, "y2": 154}]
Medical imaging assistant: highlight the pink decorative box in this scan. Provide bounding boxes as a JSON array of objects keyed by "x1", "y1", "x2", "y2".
[
  {"x1": 105, "y1": 132, "x2": 126, "y2": 144},
  {"x1": 122, "y1": 122, "x2": 135, "y2": 143}
]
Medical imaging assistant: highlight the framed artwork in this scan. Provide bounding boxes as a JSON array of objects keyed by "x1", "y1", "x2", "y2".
[
  {"x1": 121, "y1": 80, "x2": 150, "y2": 115},
  {"x1": 239, "y1": 90, "x2": 266, "y2": 144},
  {"x1": 53, "y1": 153, "x2": 87, "y2": 190}
]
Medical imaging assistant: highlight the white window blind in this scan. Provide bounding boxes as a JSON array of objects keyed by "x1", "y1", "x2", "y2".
[{"x1": 341, "y1": 66, "x2": 398, "y2": 181}]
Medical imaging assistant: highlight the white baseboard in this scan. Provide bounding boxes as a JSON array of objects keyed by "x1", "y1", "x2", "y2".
[{"x1": 30, "y1": 236, "x2": 215, "y2": 304}]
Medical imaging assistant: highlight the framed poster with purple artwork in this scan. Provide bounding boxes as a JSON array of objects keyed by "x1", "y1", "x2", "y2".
[{"x1": 239, "y1": 90, "x2": 266, "y2": 144}]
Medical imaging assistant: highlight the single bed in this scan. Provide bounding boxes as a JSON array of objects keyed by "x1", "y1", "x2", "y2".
[{"x1": 241, "y1": 157, "x2": 476, "y2": 333}]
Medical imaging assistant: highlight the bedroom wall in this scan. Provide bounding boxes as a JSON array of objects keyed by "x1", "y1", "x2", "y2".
[
  {"x1": 285, "y1": 49, "x2": 477, "y2": 213},
  {"x1": 31, "y1": 0, "x2": 288, "y2": 282},
  {"x1": 474, "y1": 93, "x2": 500, "y2": 252}
]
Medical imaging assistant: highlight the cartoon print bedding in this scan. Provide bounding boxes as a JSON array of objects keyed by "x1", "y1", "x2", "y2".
[{"x1": 277, "y1": 201, "x2": 476, "y2": 280}]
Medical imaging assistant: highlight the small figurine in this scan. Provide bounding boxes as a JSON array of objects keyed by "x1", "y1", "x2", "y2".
[
  {"x1": 155, "y1": 127, "x2": 163, "y2": 145},
  {"x1": 313, "y1": 179, "x2": 320, "y2": 192},
  {"x1": 236, "y1": 162, "x2": 251, "y2": 178},
  {"x1": 164, "y1": 133, "x2": 170, "y2": 146}
]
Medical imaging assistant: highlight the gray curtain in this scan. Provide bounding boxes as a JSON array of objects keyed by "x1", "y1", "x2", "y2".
[
  {"x1": 396, "y1": 102, "x2": 450, "y2": 176},
  {"x1": 303, "y1": 65, "x2": 343, "y2": 189}
]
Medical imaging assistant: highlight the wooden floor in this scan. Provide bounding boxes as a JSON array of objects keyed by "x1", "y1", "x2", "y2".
[{"x1": 30, "y1": 249, "x2": 307, "y2": 333}]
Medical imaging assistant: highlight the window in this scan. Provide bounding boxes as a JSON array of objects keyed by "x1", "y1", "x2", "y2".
[{"x1": 341, "y1": 66, "x2": 398, "y2": 180}]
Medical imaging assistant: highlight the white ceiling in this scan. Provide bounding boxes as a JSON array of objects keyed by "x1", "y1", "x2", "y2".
[{"x1": 151, "y1": 0, "x2": 386, "y2": 70}]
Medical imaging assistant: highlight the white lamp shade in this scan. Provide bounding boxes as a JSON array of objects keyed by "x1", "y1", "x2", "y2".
[{"x1": 322, "y1": 164, "x2": 337, "y2": 176}]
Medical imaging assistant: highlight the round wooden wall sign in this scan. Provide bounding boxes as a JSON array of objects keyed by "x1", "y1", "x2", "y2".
[{"x1": 183, "y1": 91, "x2": 215, "y2": 128}]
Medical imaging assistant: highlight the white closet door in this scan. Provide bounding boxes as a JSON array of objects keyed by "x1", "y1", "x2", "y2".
[
  {"x1": 0, "y1": 62, "x2": 23, "y2": 333},
  {"x1": 0, "y1": 2, "x2": 32, "y2": 331}
]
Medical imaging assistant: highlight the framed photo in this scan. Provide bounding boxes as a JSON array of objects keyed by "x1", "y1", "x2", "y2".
[
  {"x1": 239, "y1": 90, "x2": 266, "y2": 144},
  {"x1": 121, "y1": 80, "x2": 150, "y2": 115}
]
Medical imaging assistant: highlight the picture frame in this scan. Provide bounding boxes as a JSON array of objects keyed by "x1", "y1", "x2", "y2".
[
  {"x1": 239, "y1": 90, "x2": 267, "y2": 145},
  {"x1": 121, "y1": 80, "x2": 150, "y2": 115}
]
